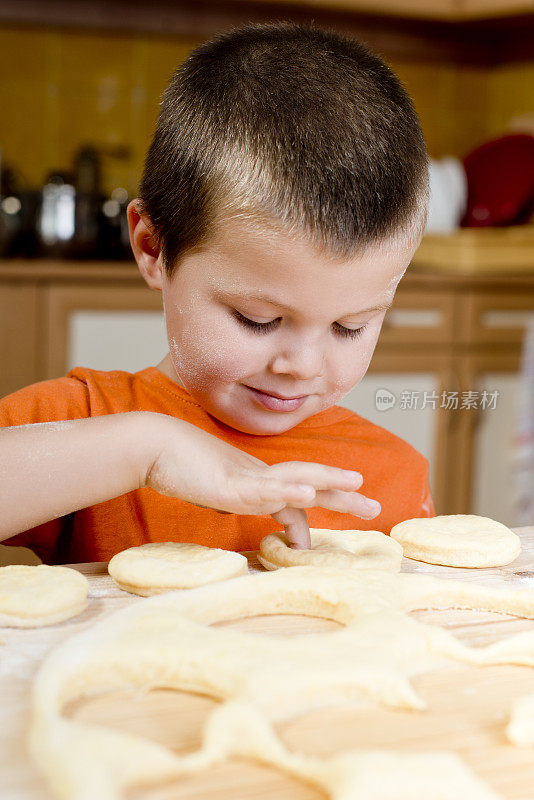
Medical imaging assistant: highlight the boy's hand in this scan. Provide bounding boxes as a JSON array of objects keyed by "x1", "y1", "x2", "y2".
[{"x1": 144, "y1": 415, "x2": 381, "y2": 549}]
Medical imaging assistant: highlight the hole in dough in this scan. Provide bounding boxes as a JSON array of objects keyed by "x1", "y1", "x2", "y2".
[
  {"x1": 213, "y1": 614, "x2": 345, "y2": 636},
  {"x1": 64, "y1": 688, "x2": 219, "y2": 756},
  {"x1": 126, "y1": 757, "x2": 329, "y2": 800},
  {"x1": 410, "y1": 609, "x2": 534, "y2": 647},
  {"x1": 278, "y1": 665, "x2": 534, "y2": 799}
]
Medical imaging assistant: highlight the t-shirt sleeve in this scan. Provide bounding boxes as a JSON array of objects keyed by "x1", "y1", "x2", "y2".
[{"x1": 0, "y1": 376, "x2": 91, "y2": 563}]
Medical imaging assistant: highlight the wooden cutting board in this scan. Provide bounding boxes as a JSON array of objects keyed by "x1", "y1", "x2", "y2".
[{"x1": 3, "y1": 529, "x2": 534, "y2": 800}]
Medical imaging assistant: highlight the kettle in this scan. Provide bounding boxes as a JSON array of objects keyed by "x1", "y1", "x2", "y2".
[
  {"x1": 37, "y1": 157, "x2": 102, "y2": 259},
  {"x1": 36, "y1": 145, "x2": 130, "y2": 259}
]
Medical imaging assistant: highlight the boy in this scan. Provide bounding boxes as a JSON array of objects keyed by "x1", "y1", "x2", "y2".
[{"x1": 0, "y1": 22, "x2": 433, "y2": 564}]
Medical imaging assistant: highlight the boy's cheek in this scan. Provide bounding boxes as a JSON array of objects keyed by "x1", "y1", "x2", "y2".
[
  {"x1": 329, "y1": 343, "x2": 377, "y2": 399},
  {"x1": 168, "y1": 325, "x2": 260, "y2": 387}
]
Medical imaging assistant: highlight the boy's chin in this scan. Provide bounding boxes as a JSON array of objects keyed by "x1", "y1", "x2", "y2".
[{"x1": 209, "y1": 406, "x2": 306, "y2": 436}]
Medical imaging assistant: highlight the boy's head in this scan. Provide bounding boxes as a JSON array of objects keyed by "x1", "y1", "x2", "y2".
[
  {"x1": 130, "y1": 22, "x2": 428, "y2": 435},
  {"x1": 138, "y1": 21, "x2": 428, "y2": 275}
]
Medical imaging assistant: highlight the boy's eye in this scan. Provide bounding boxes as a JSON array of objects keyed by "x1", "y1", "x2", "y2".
[
  {"x1": 234, "y1": 310, "x2": 367, "y2": 340},
  {"x1": 332, "y1": 322, "x2": 367, "y2": 340},
  {"x1": 233, "y1": 310, "x2": 281, "y2": 334}
]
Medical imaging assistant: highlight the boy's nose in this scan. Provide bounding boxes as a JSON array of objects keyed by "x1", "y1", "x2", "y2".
[{"x1": 269, "y1": 343, "x2": 326, "y2": 381}]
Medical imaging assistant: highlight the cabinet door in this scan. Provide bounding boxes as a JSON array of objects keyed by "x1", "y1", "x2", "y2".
[
  {"x1": 0, "y1": 283, "x2": 38, "y2": 397},
  {"x1": 470, "y1": 371, "x2": 520, "y2": 527},
  {"x1": 340, "y1": 372, "x2": 438, "y2": 476},
  {"x1": 68, "y1": 309, "x2": 166, "y2": 373},
  {"x1": 460, "y1": 292, "x2": 534, "y2": 347},
  {"x1": 43, "y1": 285, "x2": 165, "y2": 378},
  {"x1": 459, "y1": 352, "x2": 523, "y2": 527},
  {"x1": 340, "y1": 352, "x2": 456, "y2": 515}
]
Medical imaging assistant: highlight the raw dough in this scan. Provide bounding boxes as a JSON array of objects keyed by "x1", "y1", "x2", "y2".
[
  {"x1": 390, "y1": 515, "x2": 521, "y2": 567},
  {"x1": 29, "y1": 564, "x2": 534, "y2": 799},
  {"x1": 108, "y1": 542, "x2": 248, "y2": 595},
  {"x1": 506, "y1": 691, "x2": 534, "y2": 746},
  {"x1": 0, "y1": 565, "x2": 88, "y2": 628},
  {"x1": 259, "y1": 529, "x2": 403, "y2": 572}
]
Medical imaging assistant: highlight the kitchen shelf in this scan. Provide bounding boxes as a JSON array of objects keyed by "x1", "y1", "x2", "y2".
[{"x1": 412, "y1": 226, "x2": 534, "y2": 275}]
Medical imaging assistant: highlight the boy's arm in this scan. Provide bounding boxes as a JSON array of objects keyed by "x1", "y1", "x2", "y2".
[
  {"x1": 0, "y1": 412, "x2": 380, "y2": 549},
  {"x1": 0, "y1": 414, "x2": 153, "y2": 541}
]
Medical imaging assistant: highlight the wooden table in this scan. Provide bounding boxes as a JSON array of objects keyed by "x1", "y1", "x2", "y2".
[{"x1": 3, "y1": 529, "x2": 534, "y2": 799}]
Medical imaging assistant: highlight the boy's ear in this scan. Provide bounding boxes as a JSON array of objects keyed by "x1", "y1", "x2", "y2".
[{"x1": 127, "y1": 200, "x2": 163, "y2": 290}]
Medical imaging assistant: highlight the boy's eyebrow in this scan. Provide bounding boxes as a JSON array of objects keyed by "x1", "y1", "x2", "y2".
[{"x1": 223, "y1": 290, "x2": 392, "y2": 316}]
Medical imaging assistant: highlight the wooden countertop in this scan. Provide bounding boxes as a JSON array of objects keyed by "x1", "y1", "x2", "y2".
[{"x1": 2, "y1": 530, "x2": 534, "y2": 799}]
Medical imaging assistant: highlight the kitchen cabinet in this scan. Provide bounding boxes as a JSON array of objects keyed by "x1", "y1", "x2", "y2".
[
  {"x1": 0, "y1": 282, "x2": 39, "y2": 396},
  {"x1": 43, "y1": 283, "x2": 164, "y2": 377},
  {"x1": 343, "y1": 351, "x2": 455, "y2": 516},
  {"x1": 341, "y1": 365, "x2": 444, "y2": 489},
  {"x1": 1, "y1": 259, "x2": 533, "y2": 524},
  {"x1": 67, "y1": 308, "x2": 166, "y2": 374},
  {"x1": 470, "y1": 368, "x2": 520, "y2": 524}
]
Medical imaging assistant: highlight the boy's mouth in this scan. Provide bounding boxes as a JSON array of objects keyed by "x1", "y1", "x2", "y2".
[{"x1": 243, "y1": 385, "x2": 309, "y2": 412}]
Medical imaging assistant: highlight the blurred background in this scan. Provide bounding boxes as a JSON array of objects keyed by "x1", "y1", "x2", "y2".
[{"x1": 1, "y1": 0, "x2": 534, "y2": 526}]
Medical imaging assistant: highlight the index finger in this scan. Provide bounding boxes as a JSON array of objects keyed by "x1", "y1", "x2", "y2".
[{"x1": 271, "y1": 506, "x2": 311, "y2": 549}]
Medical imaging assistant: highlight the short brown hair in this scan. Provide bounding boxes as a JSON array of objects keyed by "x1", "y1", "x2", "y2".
[{"x1": 139, "y1": 21, "x2": 428, "y2": 276}]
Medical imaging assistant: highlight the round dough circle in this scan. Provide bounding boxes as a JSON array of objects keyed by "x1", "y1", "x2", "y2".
[
  {"x1": 0, "y1": 565, "x2": 89, "y2": 627},
  {"x1": 390, "y1": 514, "x2": 521, "y2": 567},
  {"x1": 108, "y1": 542, "x2": 249, "y2": 595},
  {"x1": 258, "y1": 529, "x2": 403, "y2": 572}
]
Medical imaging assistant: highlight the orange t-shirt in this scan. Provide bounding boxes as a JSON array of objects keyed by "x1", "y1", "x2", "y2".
[{"x1": 0, "y1": 367, "x2": 434, "y2": 564}]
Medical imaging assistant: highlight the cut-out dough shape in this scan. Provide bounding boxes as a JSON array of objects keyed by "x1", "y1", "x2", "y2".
[
  {"x1": 0, "y1": 565, "x2": 88, "y2": 627},
  {"x1": 506, "y1": 691, "x2": 534, "y2": 746},
  {"x1": 108, "y1": 542, "x2": 249, "y2": 595},
  {"x1": 258, "y1": 529, "x2": 403, "y2": 572},
  {"x1": 390, "y1": 514, "x2": 521, "y2": 567},
  {"x1": 29, "y1": 565, "x2": 534, "y2": 799}
]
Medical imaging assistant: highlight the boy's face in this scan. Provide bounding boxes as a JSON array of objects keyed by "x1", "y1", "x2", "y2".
[{"x1": 151, "y1": 218, "x2": 416, "y2": 435}]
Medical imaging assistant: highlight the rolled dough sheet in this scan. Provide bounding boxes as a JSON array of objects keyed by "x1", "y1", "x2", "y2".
[
  {"x1": 506, "y1": 691, "x2": 534, "y2": 746},
  {"x1": 29, "y1": 564, "x2": 534, "y2": 799}
]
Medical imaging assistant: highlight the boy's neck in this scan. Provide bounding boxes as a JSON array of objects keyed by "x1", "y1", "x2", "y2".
[{"x1": 156, "y1": 354, "x2": 184, "y2": 387}]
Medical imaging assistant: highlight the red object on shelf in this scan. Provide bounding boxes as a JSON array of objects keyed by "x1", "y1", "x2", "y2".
[{"x1": 461, "y1": 134, "x2": 534, "y2": 228}]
